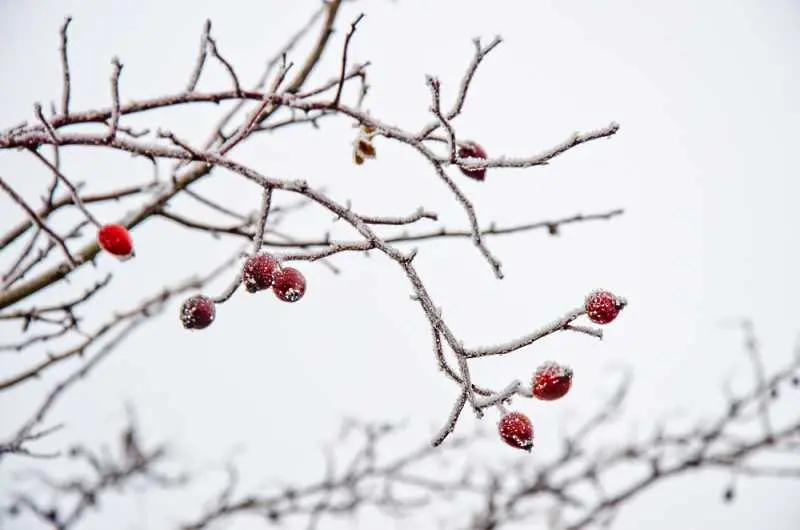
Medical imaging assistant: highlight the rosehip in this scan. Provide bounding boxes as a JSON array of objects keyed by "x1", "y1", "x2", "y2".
[
  {"x1": 457, "y1": 141, "x2": 488, "y2": 181},
  {"x1": 585, "y1": 290, "x2": 625, "y2": 325},
  {"x1": 97, "y1": 224, "x2": 133, "y2": 258},
  {"x1": 242, "y1": 253, "x2": 281, "y2": 293},
  {"x1": 180, "y1": 295, "x2": 216, "y2": 330},
  {"x1": 532, "y1": 361, "x2": 573, "y2": 401},
  {"x1": 273, "y1": 267, "x2": 306, "y2": 303},
  {"x1": 498, "y1": 411, "x2": 534, "y2": 451}
]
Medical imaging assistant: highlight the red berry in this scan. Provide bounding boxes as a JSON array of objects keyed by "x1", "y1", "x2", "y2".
[
  {"x1": 273, "y1": 267, "x2": 306, "y2": 303},
  {"x1": 97, "y1": 224, "x2": 133, "y2": 258},
  {"x1": 532, "y1": 361, "x2": 573, "y2": 401},
  {"x1": 242, "y1": 253, "x2": 281, "y2": 293},
  {"x1": 180, "y1": 295, "x2": 216, "y2": 330},
  {"x1": 585, "y1": 290, "x2": 624, "y2": 325},
  {"x1": 498, "y1": 411, "x2": 534, "y2": 451},
  {"x1": 457, "y1": 141, "x2": 488, "y2": 181}
]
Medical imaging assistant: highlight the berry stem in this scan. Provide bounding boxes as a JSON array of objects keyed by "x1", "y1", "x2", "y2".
[{"x1": 252, "y1": 185, "x2": 273, "y2": 253}]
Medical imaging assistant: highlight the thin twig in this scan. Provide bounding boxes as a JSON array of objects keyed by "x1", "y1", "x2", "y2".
[
  {"x1": 0, "y1": 175, "x2": 78, "y2": 268},
  {"x1": 106, "y1": 57, "x2": 123, "y2": 143},
  {"x1": 27, "y1": 148, "x2": 102, "y2": 227},
  {"x1": 59, "y1": 16, "x2": 73, "y2": 116},
  {"x1": 252, "y1": 186, "x2": 273, "y2": 252},
  {"x1": 331, "y1": 14, "x2": 364, "y2": 108},
  {"x1": 186, "y1": 20, "x2": 211, "y2": 92},
  {"x1": 207, "y1": 35, "x2": 242, "y2": 95},
  {"x1": 33, "y1": 103, "x2": 59, "y2": 143}
]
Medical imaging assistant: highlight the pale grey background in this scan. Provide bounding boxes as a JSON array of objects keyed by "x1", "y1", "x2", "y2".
[{"x1": 1, "y1": 0, "x2": 799, "y2": 528}]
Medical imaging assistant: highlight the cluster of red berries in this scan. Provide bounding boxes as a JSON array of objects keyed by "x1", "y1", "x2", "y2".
[
  {"x1": 94, "y1": 224, "x2": 306, "y2": 332},
  {"x1": 242, "y1": 253, "x2": 306, "y2": 303},
  {"x1": 497, "y1": 289, "x2": 625, "y2": 451},
  {"x1": 178, "y1": 254, "x2": 307, "y2": 331}
]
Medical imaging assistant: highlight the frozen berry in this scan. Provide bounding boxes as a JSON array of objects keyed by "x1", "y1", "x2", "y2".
[
  {"x1": 273, "y1": 267, "x2": 306, "y2": 303},
  {"x1": 242, "y1": 253, "x2": 281, "y2": 293},
  {"x1": 457, "y1": 141, "x2": 488, "y2": 181},
  {"x1": 532, "y1": 361, "x2": 573, "y2": 401},
  {"x1": 585, "y1": 290, "x2": 625, "y2": 325},
  {"x1": 180, "y1": 295, "x2": 216, "y2": 330},
  {"x1": 97, "y1": 224, "x2": 133, "y2": 258},
  {"x1": 498, "y1": 411, "x2": 534, "y2": 451}
]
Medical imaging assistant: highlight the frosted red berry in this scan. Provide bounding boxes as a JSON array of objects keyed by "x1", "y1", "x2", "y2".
[
  {"x1": 585, "y1": 290, "x2": 624, "y2": 325},
  {"x1": 180, "y1": 295, "x2": 216, "y2": 330},
  {"x1": 273, "y1": 267, "x2": 306, "y2": 303},
  {"x1": 498, "y1": 411, "x2": 534, "y2": 451},
  {"x1": 242, "y1": 253, "x2": 281, "y2": 293},
  {"x1": 457, "y1": 141, "x2": 488, "y2": 181},
  {"x1": 97, "y1": 224, "x2": 133, "y2": 258},
  {"x1": 532, "y1": 361, "x2": 573, "y2": 401}
]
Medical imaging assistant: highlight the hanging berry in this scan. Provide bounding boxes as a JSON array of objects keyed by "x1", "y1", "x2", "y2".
[
  {"x1": 242, "y1": 253, "x2": 281, "y2": 293},
  {"x1": 585, "y1": 290, "x2": 625, "y2": 324},
  {"x1": 97, "y1": 224, "x2": 134, "y2": 259},
  {"x1": 273, "y1": 267, "x2": 306, "y2": 303},
  {"x1": 532, "y1": 361, "x2": 573, "y2": 401},
  {"x1": 498, "y1": 411, "x2": 534, "y2": 451},
  {"x1": 180, "y1": 295, "x2": 216, "y2": 330}
]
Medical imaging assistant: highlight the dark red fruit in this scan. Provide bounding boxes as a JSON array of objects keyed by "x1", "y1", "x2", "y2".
[
  {"x1": 97, "y1": 224, "x2": 133, "y2": 258},
  {"x1": 180, "y1": 295, "x2": 216, "y2": 330},
  {"x1": 242, "y1": 253, "x2": 281, "y2": 293},
  {"x1": 273, "y1": 267, "x2": 306, "y2": 303},
  {"x1": 532, "y1": 361, "x2": 573, "y2": 401},
  {"x1": 457, "y1": 141, "x2": 488, "y2": 181},
  {"x1": 585, "y1": 290, "x2": 624, "y2": 324},
  {"x1": 498, "y1": 411, "x2": 534, "y2": 451}
]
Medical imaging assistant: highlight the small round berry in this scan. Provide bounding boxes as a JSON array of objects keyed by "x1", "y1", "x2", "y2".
[
  {"x1": 532, "y1": 361, "x2": 573, "y2": 401},
  {"x1": 273, "y1": 267, "x2": 306, "y2": 303},
  {"x1": 585, "y1": 290, "x2": 625, "y2": 325},
  {"x1": 498, "y1": 411, "x2": 534, "y2": 451},
  {"x1": 457, "y1": 141, "x2": 488, "y2": 181},
  {"x1": 242, "y1": 253, "x2": 281, "y2": 293},
  {"x1": 97, "y1": 224, "x2": 134, "y2": 258},
  {"x1": 180, "y1": 295, "x2": 216, "y2": 330}
]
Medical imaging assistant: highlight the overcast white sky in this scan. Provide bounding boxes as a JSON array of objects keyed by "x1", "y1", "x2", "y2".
[{"x1": 1, "y1": 0, "x2": 799, "y2": 529}]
